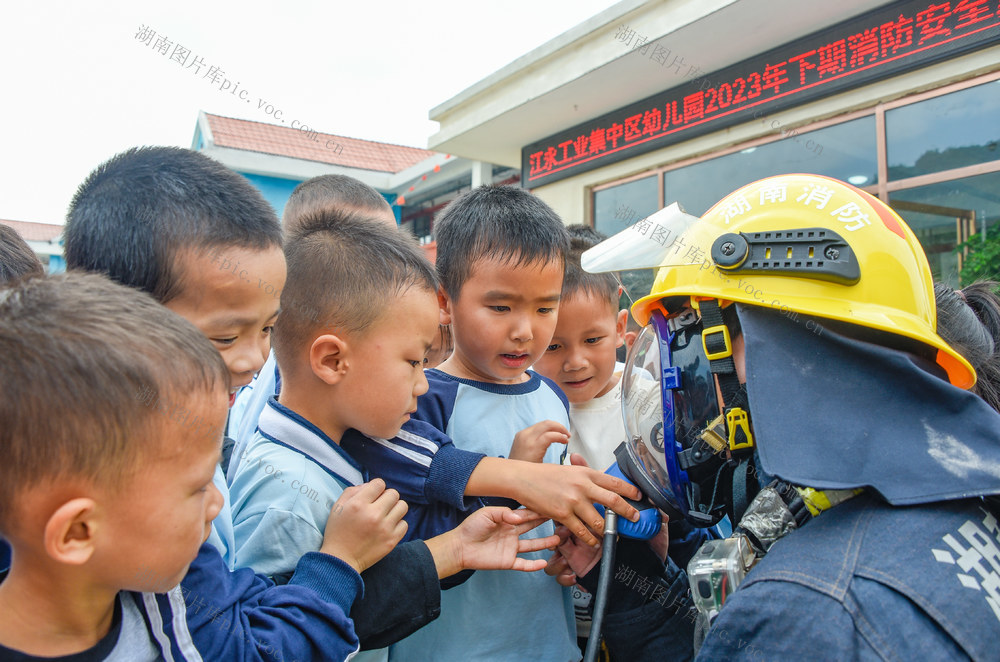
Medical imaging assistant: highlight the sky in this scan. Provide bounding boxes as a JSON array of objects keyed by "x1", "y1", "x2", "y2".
[{"x1": 1, "y1": 0, "x2": 618, "y2": 225}]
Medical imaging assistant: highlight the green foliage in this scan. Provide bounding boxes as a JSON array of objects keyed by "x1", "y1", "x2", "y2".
[{"x1": 958, "y1": 223, "x2": 1000, "y2": 285}]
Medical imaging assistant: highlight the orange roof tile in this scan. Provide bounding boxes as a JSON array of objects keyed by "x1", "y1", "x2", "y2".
[
  {"x1": 204, "y1": 113, "x2": 434, "y2": 173},
  {"x1": 1, "y1": 219, "x2": 62, "y2": 242}
]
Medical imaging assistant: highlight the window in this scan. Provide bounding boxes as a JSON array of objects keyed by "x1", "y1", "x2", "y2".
[
  {"x1": 887, "y1": 80, "x2": 1000, "y2": 181},
  {"x1": 663, "y1": 117, "x2": 876, "y2": 216},
  {"x1": 593, "y1": 175, "x2": 659, "y2": 236},
  {"x1": 889, "y1": 171, "x2": 1000, "y2": 285},
  {"x1": 590, "y1": 72, "x2": 1000, "y2": 287}
]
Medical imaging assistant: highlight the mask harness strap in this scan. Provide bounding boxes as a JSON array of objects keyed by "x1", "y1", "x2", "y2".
[{"x1": 697, "y1": 299, "x2": 756, "y2": 522}]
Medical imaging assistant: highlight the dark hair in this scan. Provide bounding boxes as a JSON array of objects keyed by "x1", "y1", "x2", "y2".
[
  {"x1": 0, "y1": 272, "x2": 229, "y2": 532},
  {"x1": 434, "y1": 185, "x2": 569, "y2": 298},
  {"x1": 563, "y1": 224, "x2": 618, "y2": 309},
  {"x1": 273, "y1": 210, "x2": 437, "y2": 377},
  {"x1": 284, "y1": 175, "x2": 393, "y2": 230},
  {"x1": 64, "y1": 147, "x2": 282, "y2": 303},
  {"x1": 935, "y1": 280, "x2": 1000, "y2": 412},
  {"x1": 0, "y1": 225, "x2": 44, "y2": 283}
]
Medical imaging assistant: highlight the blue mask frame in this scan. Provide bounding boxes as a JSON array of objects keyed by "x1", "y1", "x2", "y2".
[{"x1": 620, "y1": 309, "x2": 721, "y2": 522}]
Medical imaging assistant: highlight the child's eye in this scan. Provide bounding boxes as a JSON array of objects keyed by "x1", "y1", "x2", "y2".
[
  {"x1": 262, "y1": 326, "x2": 275, "y2": 335},
  {"x1": 409, "y1": 359, "x2": 423, "y2": 368},
  {"x1": 490, "y1": 305, "x2": 510, "y2": 313},
  {"x1": 585, "y1": 336, "x2": 604, "y2": 344},
  {"x1": 546, "y1": 343, "x2": 561, "y2": 352},
  {"x1": 211, "y1": 337, "x2": 237, "y2": 346},
  {"x1": 538, "y1": 307, "x2": 555, "y2": 314}
]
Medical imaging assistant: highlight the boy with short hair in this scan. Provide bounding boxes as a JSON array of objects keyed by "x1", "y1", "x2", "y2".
[
  {"x1": 230, "y1": 174, "x2": 398, "y2": 465},
  {"x1": 228, "y1": 213, "x2": 557, "y2": 580},
  {"x1": 0, "y1": 224, "x2": 46, "y2": 572},
  {"x1": 0, "y1": 224, "x2": 45, "y2": 282},
  {"x1": 282, "y1": 174, "x2": 397, "y2": 229},
  {"x1": 375, "y1": 185, "x2": 612, "y2": 662},
  {"x1": 65, "y1": 146, "x2": 286, "y2": 569},
  {"x1": 534, "y1": 226, "x2": 628, "y2": 471},
  {"x1": 61, "y1": 146, "x2": 485, "y2": 651},
  {"x1": 0, "y1": 273, "x2": 401, "y2": 660}
]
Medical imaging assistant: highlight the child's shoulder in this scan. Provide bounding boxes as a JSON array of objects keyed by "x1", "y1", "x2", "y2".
[{"x1": 534, "y1": 371, "x2": 570, "y2": 411}]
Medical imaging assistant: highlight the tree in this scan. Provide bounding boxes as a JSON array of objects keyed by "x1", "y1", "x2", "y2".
[{"x1": 958, "y1": 223, "x2": 1000, "y2": 286}]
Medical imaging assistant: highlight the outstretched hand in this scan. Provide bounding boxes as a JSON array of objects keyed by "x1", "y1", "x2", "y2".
[
  {"x1": 426, "y1": 507, "x2": 560, "y2": 578},
  {"x1": 512, "y1": 453, "x2": 641, "y2": 547}
]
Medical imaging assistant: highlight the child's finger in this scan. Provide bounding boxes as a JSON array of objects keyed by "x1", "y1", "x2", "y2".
[
  {"x1": 540, "y1": 431, "x2": 569, "y2": 447},
  {"x1": 544, "y1": 551, "x2": 568, "y2": 576},
  {"x1": 511, "y1": 558, "x2": 550, "y2": 572},
  {"x1": 541, "y1": 419, "x2": 570, "y2": 437},
  {"x1": 392, "y1": 519, "x2": 408, "y2": 542},
  {"x1": 591, "y1": 489, "x2": 640, "y2": 523},
  {"x1": 561, "y1": 515, "x2": 599, "y2": 547},
  {"x1": 371, "y1": 487, "x2": 404, "y2": 518},
  {"x1": 590, "y1": 470, "x2": 642, "y2": 502},
  {"x1": 500, "y1": 507, "x2": 542, "y2": 524},
  {"x1": 352, "y1": 478, "x2": 387, "y2": 502},
  {"x1": 517, "y1": 533, "x2": 560, "y2": 553},
  {"x1": 386, "y1": 498, "x2": 409, "y2": 524}
]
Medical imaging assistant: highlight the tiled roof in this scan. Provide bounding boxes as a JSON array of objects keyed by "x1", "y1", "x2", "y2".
[
  {"x1": 1, "y1": 219, "x2": 63, "y2": 242},
  {"x1": 204, "y1": 113, "x2": 435, "y2": 173}
]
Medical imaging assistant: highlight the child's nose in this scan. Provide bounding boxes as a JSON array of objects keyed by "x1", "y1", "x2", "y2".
[
  {"x1": 414, "y1": 368, "x2": 429, "y2": 397},
  {"x1": 563, "y1": 347, "x2": 588, "y2": 371},
  {"x1": 230, "y1": 338, "x2": 269, "y2": 380},
  {"x1": 511, "y1": 314, "x2": 533, "y2": 343}
]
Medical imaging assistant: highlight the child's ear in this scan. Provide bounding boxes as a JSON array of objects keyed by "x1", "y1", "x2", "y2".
[
  {"x1": 310, "y1": 334, "x2": 350, "y2": 385},
  {"x1": 614, "y1": 309, "x2": 629, "y2": 348},
  {"x1": 44, "y1": 498, "x2": 99, "y2": 566},
  {"x1": 437, "y1": 286, "x2": 453, "y2": 326}
]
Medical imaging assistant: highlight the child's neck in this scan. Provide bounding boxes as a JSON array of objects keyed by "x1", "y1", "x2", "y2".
[
  {"x1": 278, "y1": 385, "x2": 347, "y2": 445},
  {"x1": 0, "y1": 560, "x2": 117, "y2": 656}
]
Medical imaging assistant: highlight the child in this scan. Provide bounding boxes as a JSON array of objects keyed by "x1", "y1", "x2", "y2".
[
  {"x1": 282, "y1": 173, "x2": 398, "y2": 229},
  {"x1": 61, "y1": 146, "x2": 501, "y2": 650},
  {"x1": 535, "y1": 226, "x2": 628, "y2": 471},
  {"x1": 230, "y1": 173, "x2": 400, "y2": 472},
  {"x1": 0, "y1": 224, "x2": 44, "y2": 282},
  {"x1": 0, "y1": 224, "x2": 46, "y2": 572},
  {"x1": 65, "y1": 146, "x2": 287, "y2": 570},
  {"x1": 374, "y1": 185, "x2": 607, "y2": 662},
  {"x1": 228, "y1": 213, "x2": 556, "y2": 578},
  {"x1": 0, "y1": 273, "x2": 404, "y2": 660},
  {"x1": 536, "y1": 226, "x2": 713, "y2": 654}
]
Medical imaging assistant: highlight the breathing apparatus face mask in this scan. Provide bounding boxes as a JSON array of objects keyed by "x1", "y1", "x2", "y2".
[{"x1": 619, "y1": 306, "x2": 735, "y2": 525}]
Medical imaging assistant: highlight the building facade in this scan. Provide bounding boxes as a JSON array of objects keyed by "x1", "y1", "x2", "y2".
[
  {"x1": 427, "y1": 0, "x2": 1000, "y2": 285},
  {"x1": 193, "y1": 112, "x2": 513, "y2": 244}
]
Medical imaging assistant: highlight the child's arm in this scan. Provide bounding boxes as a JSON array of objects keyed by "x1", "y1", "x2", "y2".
[
  {"x1": 169, "y1": 541, "x2": 363, "y2": 662},
  {"x1": 342, "y1": 420, "x2": 640, "y2": 546},
  {"x1": 465, "y1": 457, "x2": 641, "y2": 546},
  {"x1": 346, "y1": 507, "x2": 558, "y2": 649}
]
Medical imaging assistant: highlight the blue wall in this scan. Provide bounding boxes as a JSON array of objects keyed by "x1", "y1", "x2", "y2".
[
  {"x1": 239, "y1": 172, "x2": 301, "y2": 220},
  {"x1": 239, "y1": 171, "x2": 401, "y2": 224}
]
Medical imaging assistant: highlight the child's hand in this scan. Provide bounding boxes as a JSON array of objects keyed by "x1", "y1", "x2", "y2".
[
  {"x1": 509, "y1": 420, "x2": 569, "y2": 463},
  {"x1": 513, "y1": 453, "x2": 641, "y2": 547},
  {"x1": 425, "y1": 507, "x2": 560, "y2": 578},
  {"x1": 319, "y1": 478, "x2": 408, "y2": 574},
  {"x1": 545, "y1": 525, "x2": 604, "y2": 586}
]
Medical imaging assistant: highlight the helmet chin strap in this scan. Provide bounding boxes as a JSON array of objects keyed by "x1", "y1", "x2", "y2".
[{"x1": 694, "y1": 299, "x2": 759, "y2": 524}]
